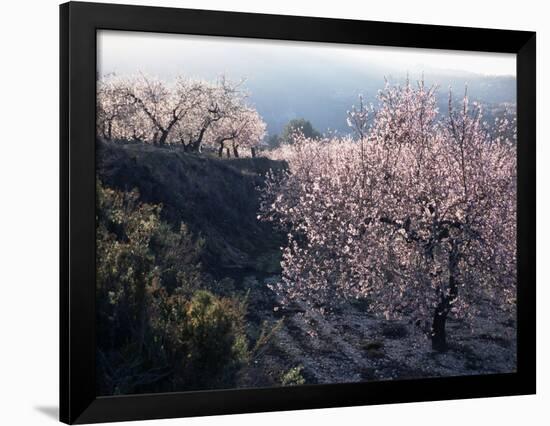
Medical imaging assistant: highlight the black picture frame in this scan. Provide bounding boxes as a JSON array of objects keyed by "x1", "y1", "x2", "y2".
[{"x1": 60, "y1": 1, "x2": 536, "y2": 424}]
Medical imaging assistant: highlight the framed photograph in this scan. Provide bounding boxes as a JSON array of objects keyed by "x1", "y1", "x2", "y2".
[{"x1": 60, "y1": 1, "x2": 536, "y2": 424}]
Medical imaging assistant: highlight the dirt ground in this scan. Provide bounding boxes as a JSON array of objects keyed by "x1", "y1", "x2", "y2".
[{"x1": 243, "y1": 275, "x2": 516, "y2": 387}]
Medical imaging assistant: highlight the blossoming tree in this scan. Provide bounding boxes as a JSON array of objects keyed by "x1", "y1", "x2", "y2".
[
  {"x1": 97, "y1": 74, "x2": 265, "y2": 153},
  {"x1": 207, "y1": 107, "x2": 266, "y2": 157},
  {"x1": 261, "y1": 81, "x2": 516, "y2": 351},
  {"x1": 97, "y1": 76, "x2": 139, "y2": 141}
]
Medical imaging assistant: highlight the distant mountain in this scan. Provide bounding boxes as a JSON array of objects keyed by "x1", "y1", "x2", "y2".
[{"x1": 244, "y1": 65, "x2": 516, "y2": 136}]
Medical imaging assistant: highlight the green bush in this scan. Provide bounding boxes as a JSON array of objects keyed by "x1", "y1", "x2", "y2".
[
  {"x1": 96, "y1": 180, "x2": 249, "y2": 394},
  {"x1": 152, "y1": 289, "x2": 249, "y2": 389},
  {"x1": 280, "y1": 366, "x2": 306, "y2": 386},
  {"x1": 280, "y1": 118, "x2": 321, "y2": 145}
]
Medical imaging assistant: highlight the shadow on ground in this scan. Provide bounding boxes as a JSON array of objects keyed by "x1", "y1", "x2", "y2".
[{"x1": 34, "y1": 406, "x2": 58, "y2": 421}]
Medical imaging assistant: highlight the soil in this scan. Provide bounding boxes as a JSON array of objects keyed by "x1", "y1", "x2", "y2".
[{"x1": 245, "y1": 275, "x2": 516, "y2": 386}]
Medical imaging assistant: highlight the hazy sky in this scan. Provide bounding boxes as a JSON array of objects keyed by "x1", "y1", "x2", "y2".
[{"x1": 97, "y1": 30, "x2": 516, "y2": 80}]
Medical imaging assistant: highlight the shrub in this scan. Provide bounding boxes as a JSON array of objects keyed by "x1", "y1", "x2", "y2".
[
  {"x1": 153, "y1": 289, "x2": 249, "y2": 389},
  {"x1": 96, "y1": 180, "x2": 249, "y2": 394},
  {"x1": 280, "y1": 366, "x2": 306, "y2": 386}
]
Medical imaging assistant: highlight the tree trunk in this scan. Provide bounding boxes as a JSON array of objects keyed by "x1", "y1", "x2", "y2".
[
  {"x1": 226, "y1": 147, "x2": 231, "y2": 158},
  {"x1": 431, "y1": 244, "x2": 459, "y2": 352},
  {"x1": 158, "y1": 130, "x2": 169, "y2": 146},
  {"x1": 189, "y1": 124, "x2": 209, "y2": 152},
  {"x1": 431, "y1": 302, "x2": 448, "y2": 351},
  {"x1": 233, "y1": 146, "x2": 239, "y2": 158},
  {"x1": 251, "y1": 147, "x2": 256, "y2": 158},
  {"x1": 218, "y1": 144, "x2": 224, "y2": 157}
]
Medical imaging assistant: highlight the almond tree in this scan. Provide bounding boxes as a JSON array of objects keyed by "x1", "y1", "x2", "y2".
[
  {"x1": 97, "y1": 77, "x2": 137, "y2": 141},
  {"x1": 97, "y1": 75, "x2": 253, "y2": 151},
  {"x1": 261, "y1": 80, "x2": 516, "y2": 351},
  {"x1": 208, "y1": 107, "x2": 266, "y2": 157},
  {"x1": 172, "y1": 77, "x2": 244, "y2": 152},
  {"x1": 121, "y1": 75, "x2": 208, "y2": 146}
]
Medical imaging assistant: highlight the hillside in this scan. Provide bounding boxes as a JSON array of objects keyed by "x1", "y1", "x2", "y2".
[
  {"x1": 97, "y1": 139, "x2": 286, "y2": 282},
  {"x1": 96, "y1": 139, "x2": 516, "y2": 390}
]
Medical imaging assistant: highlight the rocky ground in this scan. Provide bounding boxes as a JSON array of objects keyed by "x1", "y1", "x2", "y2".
[{"x1": 240, "y1": 275, "x2": 517, "y2": 387}]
